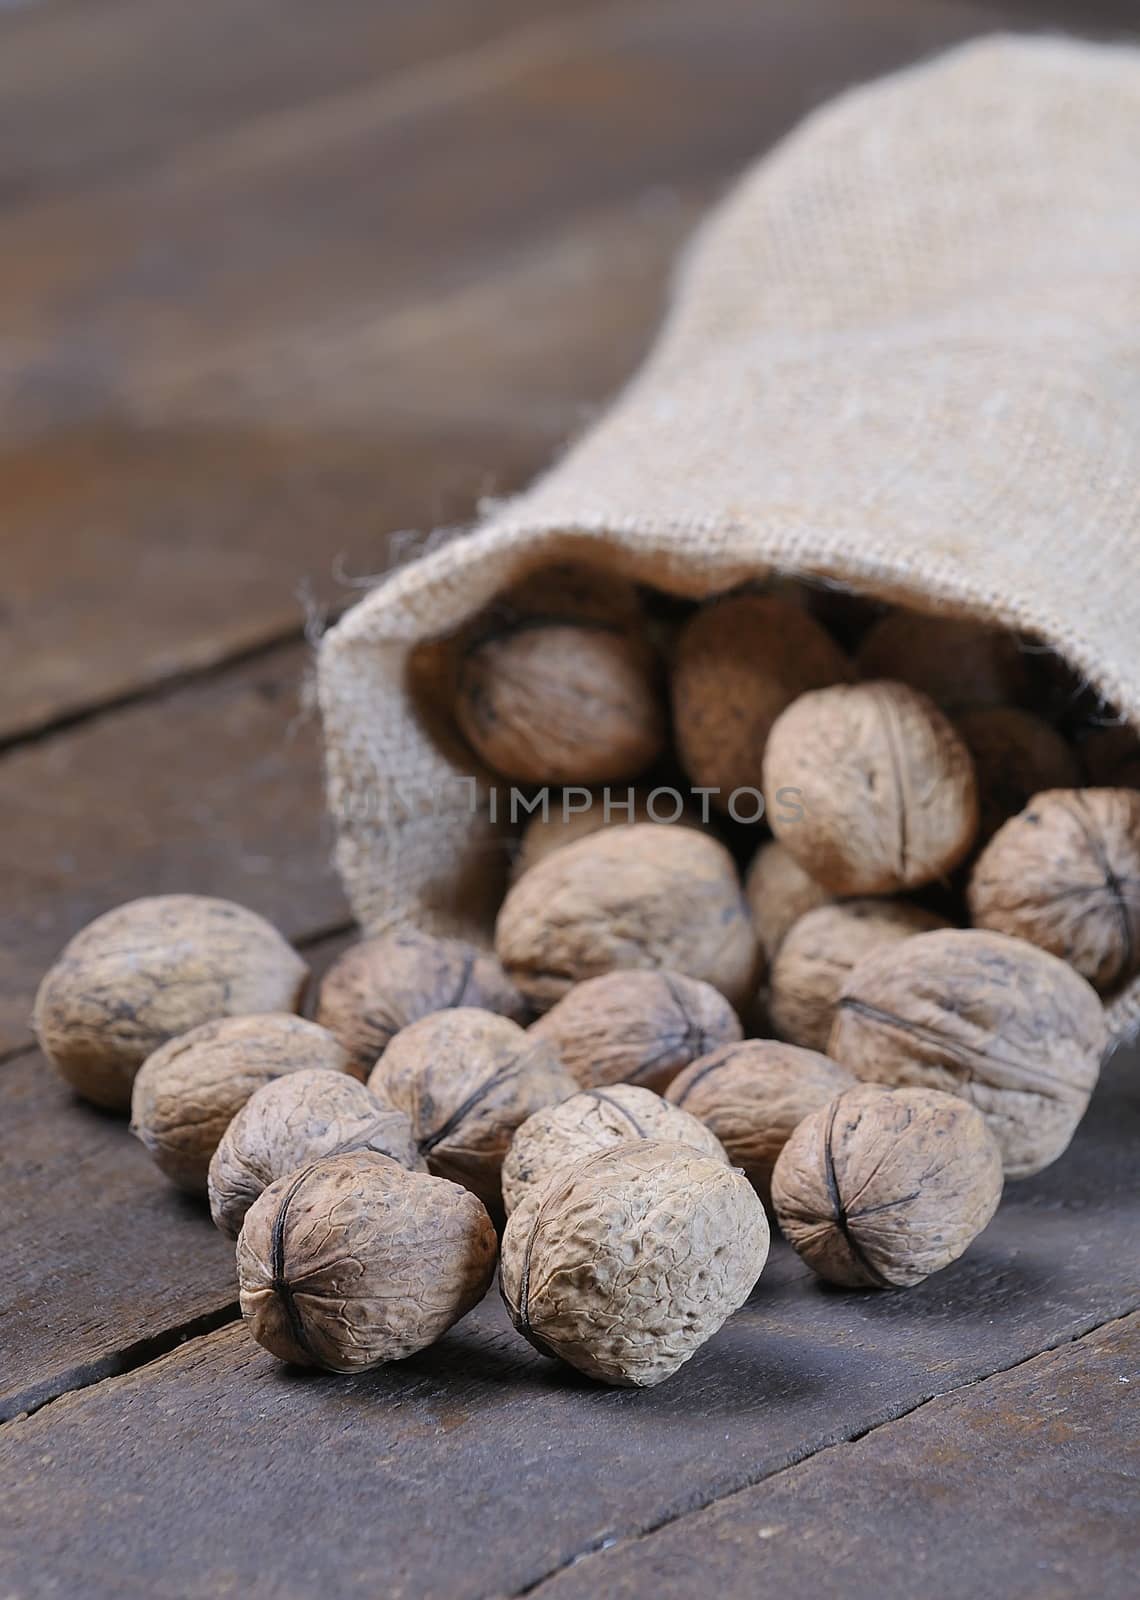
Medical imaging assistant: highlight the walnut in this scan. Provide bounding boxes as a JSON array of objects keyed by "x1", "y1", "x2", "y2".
[
  {"x1": 512, "y1": 793, "x2": 702, "y2": 881},
  {"x1": 956, "y1": 708, "x2": 1079, "y2": 844},
  {"x1": 495, "y1": 823, "x2": 758, "y2": 1011},
  {"x1": 499, "y1": 1140, "x2": 769, "y2": 1386},
  {"x1": 968, "y1": 788, "x2": 1140, "y2": 994},
  {"x1": 237, "y1": 1151, "x2": 497, "y2": 1372},
  {"x1": 208, "y1": 1068, "x2": 422, "y2": 1238},
  {"x1": 768, "y1": 899, "x2": 948, "y2": 1052},
  {"x1": 856, "y1": 612, "x2": 1030, "y2": 711},
  {"x1": 763, "y1": 681, "x2": 979, "y2": 894},
  {"x1": 130, "y1": 1014, "x2": 353, "y2": 1193},
  {"x1": 1080, "y1": 726, "x2": 1140, "y2": 789},
  {"x1": 671, "y1": 594, "x2": 852, "y2": 810},
  {"x1": 501, "y1": 1084, "x2": 728, "y2": 1213},
  {"x1": 33, "y1": 895, "x2": 308, "y2": 1112},
  {"x1": 527, "y1": 969, "x2": 742, "y2": 1094},
  {"x1": 771, "y1": 1084, "x2": 1003, "y2": 1288},
  {"x1": 368, "y1": 1008, "x2": 575, "y2": 1213},
  {"x1": 666, "y1": 1040, "x2": 853, "y2": 1201},
  {"x1": 315, "y1": 928, "x2": 527, "y2": 1077},
  {"x1": 828, "y1": 927, "x2": 1107, "y2": 1178},
  {"x1": 744, "y1": 841, "x2": 833, "y2": 966}
]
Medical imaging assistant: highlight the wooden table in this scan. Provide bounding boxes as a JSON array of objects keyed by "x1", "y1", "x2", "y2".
[{"x1": 2, "y1": 3, "x2": 1137, "y2": 1595}]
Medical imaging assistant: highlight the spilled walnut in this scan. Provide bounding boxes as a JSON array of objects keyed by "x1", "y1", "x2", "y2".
[
  {"x1": 744, "y1": 841, "x2": 833, "y2": 967},
  {"x1": 856, "y1": 612, "x2": 1030, "y2": 711},
  {"x1": 512, "y1": 792, "x2": 702, "y2": 881}
]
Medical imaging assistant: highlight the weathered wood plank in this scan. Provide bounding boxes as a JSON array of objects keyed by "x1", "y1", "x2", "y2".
[
  {"x1": 1, "y1": 1045, "x2": 1135, "y2": 1594},
  {"x1": 530, "y1": 1312, "x2": 1140, "y2": 1600}
]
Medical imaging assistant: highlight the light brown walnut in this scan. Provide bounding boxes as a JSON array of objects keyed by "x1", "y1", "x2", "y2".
[
  {"x1": 744, "y1": 841, "x2": 833, "y2": 966},
  {"x1": 500, "y1": 1140, "x2": 769, "y2": 1387},
  {"x1": 828, "y1": 927, "x2": 1107, "y2": 1178},
  {"x1": 956, "y1": 707, "x2": 1079, "y2": 845},
  {"x1": 968, "y1": 788, "x2": 1140, "y2": 993},
  {"x1": 771, "y1": 1084, "x2": 1003, "y2": 1288},
  {"x1": 33, "y1": 895, "x2": 308, "y2": 1112},
  {"x1": 856, "y1": 612, "x2": 1030, "y2": 711},
  {"x1": 512, "y1": 794, "x2": 703, "y2": 882},
  {"x1": 237, "y1": 1151, "x2": 497, "y2": 1373}
]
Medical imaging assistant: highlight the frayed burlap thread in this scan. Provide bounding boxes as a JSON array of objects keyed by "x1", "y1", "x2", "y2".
[{"x1": 318, "y1": 34, "x2": 1140, "y2": 1043}]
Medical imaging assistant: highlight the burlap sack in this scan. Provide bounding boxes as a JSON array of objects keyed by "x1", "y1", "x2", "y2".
[{"x1": 318, "y1": 34, "x2": 1140, "y2": 1042}]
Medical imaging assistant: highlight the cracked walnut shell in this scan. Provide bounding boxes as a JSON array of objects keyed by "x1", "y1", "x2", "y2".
[
  {"x1": 237, "y1": 1151, "x2": 497, "y2": 1372},
  {"x1": 968, "y1": 788, "x2": 1140, "y2": 994},
  {"x1": 500, "y1": 1140, "x2": 769, "y2": 1387},
  {"x1": 763, "y1": 681, "x2": 979, "y2": 894},
  {"x1": 771, "y1": 1084, "x2": 1003, "y2": 1288},
  {"x1": 33, "y1": 895, "x2": 308, "y2": 1112},
  {"x1": 828, "y1": 928, "x2": 1106, "y2": 1178},
  {"x1": 501, "y1": 1084, "x2": 728, "y2": 1213},
  {"x1": 208, "y1": 1068, "x2": 422, "y2": 1239}
]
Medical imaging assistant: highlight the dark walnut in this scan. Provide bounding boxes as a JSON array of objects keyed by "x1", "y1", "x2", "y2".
[
  {"x1": 666, "y1": 1040, "x2": 853, "y2": 1202},
  {"x1": 512, "y1": 794, "x2": 702, "y2": 882},
  {"x1": 237, "y1": 1151, "x2": 497, "y2": 1373},
  {"x1": 968, "y1": 788, "x2": 1140, "y2": 993},
  {"x1": 495, "y1": 823, "x2": 758, "y2": 1011},
  {"x1": 315, "y1": 927, "x2": 526, "y2": 1077},
  {"x1": 208, "y1": 1068, "x2": 422, "y2": 1239},
  {"x1": 671, "y1": 594, "x2": 852, "y2": 810},
  {"x1": 771, "y1": 1084, "x2": 1003, "y2": 1288},
  {"x1": 130, "y1": 1015, "x2": 353, "y2": 1194},
  {"x1": 856, "y1": 612, "x2": 1030, "y2": 711},
  {"x1": 368, "y1": 1008, "x2": 575, "y2": 1213},
  {"x1": 500, "y1": 1140, "x2": 769, "y2": 1387},
  {"x1": 33, "y1": 894, "x2": 308, "y2": 1112},
  {"x1": 527, "y1": 969, "x2": 742, "y2": 1094},
  {"x1": 1080, "y1": 725, "x2": 1140, "y2": 789},
  {"x1": 501, "y1": 1084, "x2": 728, "y2": 1213},
  {"x1": 957, "y1": 707, "x2": 1079, "y2": 845},
  {"x1": 744, "y1": 840, "x2": 833, "y2": 966},
  {"x1": 768, "y1": 899, "x2": 948, "y2": 1052},
  {"x1": 763, "y1": 681, "x2": 979, "y2": 894},
  {"x1": 828, "y1": 928, "x2": 1107, "y2": 1178}
]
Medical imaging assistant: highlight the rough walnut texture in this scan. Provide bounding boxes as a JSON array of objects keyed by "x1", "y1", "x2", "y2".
[
  {"x1": 500, "y1": 1084, "x2": 728, "y2": 1213},
  {"x1": 237, "y1": 1151, "x2": 497, "y2": 1373},
  {"x1": 130, "y1": 1015, "x2": 353, "y2": 1194},
  {"x1": 495, "y1": 823, "x2": 758, "y2": 1012},
  {"x1": 856, "y1": 613, "x2": 1031, "y2": 711},
  {"x1": 208, "y1": 1068, "x2": 422, "y2": 1239},
  {"x1": 315, "y1": 928, "x2": 527, "y2": 1077},
  {"x1": 512, "y1": 796, "x2": 701, "y2": 882},
  {"x1": 828, "y1": 928, "x2": 1107, "y2": 1178},
  {"x1": 956, "y1": 707, "x2": 1079, "y2": 845},
  {"x1": 968, "y1": 788, "x2": 1140, "y2": 994},
  {"x1": 666, "y1": 1040, "x2": 853, "y2": 1202},
  {"x1": 744, "y1": 840, "x2": 833, "y2": 966},
  {"x1": 368, "y1": 1008, "x2": 574, "y2": 1213},
  {"x1": 499, "y1": 1140, "x2": 769, "y2": 1387},
  {"x1": 671, "y1": 594, "x2": 852, "y2": 810},
  {"x1": 768, "y1": 899, "x2": 948, "y2": 1052},
  {"x1": 33, "y1": 895, "x2": 308, "y2": 1112},
  {"x1": 763, "y1": 681, "x2": 979, "y2": 894},
  {"x1": 528, "y1": 969, "x2": 742, "y2": 1094},
  {"x1": 772, "y1": 1084, "x2": 1004, "y2": 1289}
]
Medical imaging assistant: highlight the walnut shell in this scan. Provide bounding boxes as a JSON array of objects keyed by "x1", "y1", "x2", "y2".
[
  {"x1": 34, "y1": 895, "x2": 308, "y2": 1112},
  {"x1": 744, "y1": 841, "x2": 833, "y2": 966},
  {"x1": 1079, "y1": 726, "x2": 1140, "y2": 789},
  {"x1": 237, "y1": 1151, "x2": 497, "y2": 1372},
  {"x1": 956, "y1": 708, "x2": 1079, "y2": 845},
  {"x1": 768, "y1": 899, "x2": 948, "y2": 1052},
  {"x1": 828, "y1": 928, "x2": 1107, "y2": 1178},
  {"x1": 968, "y1": 789, "x2": 1140, "y2": 993},
  {"x1": 368, "y1": 1008, "x2": 575, "y2": 1213},
  {"x1": 671, "y1": 595, "x2": 853, "y2": 809},
  {"x1": 666, "y1": 1040, "x2": 853, "y2": 1201},
  {"x1": 130, "y1": 1014, "x2": 353, "y2": 1193},
  {"x1": 500, "y1": 1140, "x2": 769, "y2": 1387},
  {"x1": 771, "y1": 1084, "x2": 1003, "y2": 1288},
  {"x1": 501, "y1": 1084, "x2": 728, "y2": 1213},
  {"x1": 495, "y1": 823, "x2": 758, "y2": 1011},
  {"x1": 527, "y1": 969, "x2": 742, "y2": 1094},
  {"x1": 208, "y1": 1068, "x2": 422, "y2": 1239},
  {"x1": 763, "y1": 681, "x2": 979, "y2": 894},
  {"x1": 856, "y1": 613, "x2": 1030, "y2": 711},
  {"x1": 315, "y1": 928, "x2": 527, "y2": 1076},
  {"x1": 512, "y1": 794, "x2": 702, "y2": 882}
]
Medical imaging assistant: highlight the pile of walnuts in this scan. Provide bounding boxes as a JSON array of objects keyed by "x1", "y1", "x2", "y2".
[{"x1": 34, "y1": 567, "x2": 1133, "y2": 1389}]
